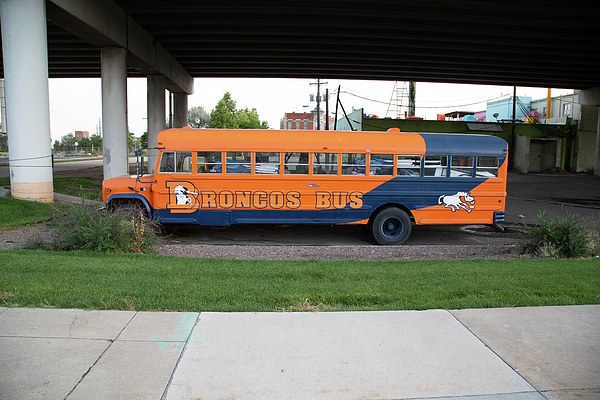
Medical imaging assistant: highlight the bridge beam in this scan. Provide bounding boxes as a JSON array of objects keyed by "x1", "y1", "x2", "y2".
[{"x1": 47, "y1": 0, "x2": 193, "y2": 95}]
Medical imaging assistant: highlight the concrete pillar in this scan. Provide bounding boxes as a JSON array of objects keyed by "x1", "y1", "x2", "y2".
[
  {"x1": 0, "y1": 0, "x2": 53, "y2": 202},
  {"x1": 101, "y1": 46, "x2": 129, "y2": 179},
  {"x1": 595, "y1": 109, "x2": 600, "y2": 176},
  {"x1": 147, "y1": 75, "x2": 166, "y2": 174},
  {"x1": 173, "y1": 92, "x2": 188, "y2": 128}
]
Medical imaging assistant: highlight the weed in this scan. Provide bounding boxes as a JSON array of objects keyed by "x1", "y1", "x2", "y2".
[
  {"x1": 522, "y1": 211, "x2": 599, "y2": 258},
  {"x1": 42, "y1": 201, "x2": 159, "y2": 253},
  {"x1": 278, "y1": 298, "x2": 329, "y2": 312}
]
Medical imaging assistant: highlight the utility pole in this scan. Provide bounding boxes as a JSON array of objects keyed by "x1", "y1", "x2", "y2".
[
  {"x1": 310, "y1": 79, "x2": 327, "y2": 130},
  {"x1": 409, "y1": 82, "x2": 416, "y2": 116},
  {"x1": 325, "y1": 88, "x2": 329, "y2": 130}
]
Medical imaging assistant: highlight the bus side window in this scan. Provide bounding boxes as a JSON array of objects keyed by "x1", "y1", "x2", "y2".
[
  {"x1": 158, "y1": 151, "x2": 175, "y2": 173},
  {"x1": 476, "y1": 156, "x2": 499, "y2": 177},
  {"x1": 255, "y1": 152, "x2": 280, "y2": 174},
  {"x1": 284, "y1": 152, "x2": 309, "y2": 175},
  {"x1": 450, "y1": 156, "x2": 473, "y2": 177},
  {"x1": 370, "y1": 154, "x2": 394, "y2": 176},
  {"x1": 197, "y1": 151, "x2": 222, "y2": 173},
  {"x1": 423, "y1": 155, "x2": 447, "y2": 177},
  {"x1": 341, "y1": 153, "x2": 366, "y2": 175},
  {"x1": 397, "y1": 155, "x2": 421, "y2": 176},
  {"x1": 313, "y1": 153, "x2": 338, "y2": 175},
  {"x1": 176, "y1": 152, "x2": 193, "y2": 173},
  {"x1": 226, "y1": 151, "x2": 251, "y2": 174}
]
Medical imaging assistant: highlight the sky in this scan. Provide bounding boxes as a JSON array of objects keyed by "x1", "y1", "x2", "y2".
[{"x1": 46, "y1": 78, "x2": 576, "y2": 143}]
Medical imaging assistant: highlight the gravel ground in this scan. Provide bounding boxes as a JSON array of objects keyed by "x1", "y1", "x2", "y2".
[
  {"x1": 154, "y1": 242, "x2": 522, "y2": 261},
  {"x1": 0, "y1": 222, "x2": 524, "y2": 260}
]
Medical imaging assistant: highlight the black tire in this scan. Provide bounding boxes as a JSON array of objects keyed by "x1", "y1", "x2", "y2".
[{"x1": 370, "y1": 207, "x2": 412, "y2": 245}]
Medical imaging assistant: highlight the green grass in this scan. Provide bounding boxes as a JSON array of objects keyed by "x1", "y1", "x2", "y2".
[
  {"x1": 0, "y1": 196, "x2": 61, "y2": 227},
  {"x1": 1, "y1": 250, "x2": 598, "y2": 312}
]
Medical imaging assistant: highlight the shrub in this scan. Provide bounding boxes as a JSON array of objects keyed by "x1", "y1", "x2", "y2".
[
  {"x1": 41, "y1": 202, "x2": 159, "y2": 253},
  {"x1": 522, "y1": 211, "x2": 599, "y2": 258}
]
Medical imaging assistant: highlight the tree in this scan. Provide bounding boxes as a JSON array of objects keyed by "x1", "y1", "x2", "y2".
[
  {"x1": 140, "y1": 131, "x2": 148, "y2": 148},
  {"x1": 208, "y1": 92, "x2": 269, "y2": 129},
  {"x1": 235, "y1": 107, "x2": 269, "y2": 129},
  {"x1": 0, "y1": 135, "x2": 8, "y2": 152},
  {"x1": 90, "y1": 134, "x2": 102, "y2": 149},
  {"x1": 208, "y1": 92, "x2": 237, "y2": 129},
  {"x1": 188, "y1": 105, "x2": 210, "y2": 128}
]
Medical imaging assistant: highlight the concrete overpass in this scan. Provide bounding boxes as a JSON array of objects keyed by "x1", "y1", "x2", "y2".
[{"x1": 1, "y1": 0, "x2": 599, "y2": 202}]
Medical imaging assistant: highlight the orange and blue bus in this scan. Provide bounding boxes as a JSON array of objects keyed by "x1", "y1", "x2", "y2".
[{"x1": 102, "y1": 127, "x2": 508, "y2": 245}]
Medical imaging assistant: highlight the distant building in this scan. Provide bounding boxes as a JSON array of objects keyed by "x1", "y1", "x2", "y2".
[
  {"x1": 486, "y1": 96, "x2": 532, "y2": 122},
  {"x1": 281, "y1": 109, "x2": 335, "y2": 130},
  {"x1": 74, "y1": 130, "x2": 89, "y2": 140},
  {"x1": 281, "y1": 112, "x2": 314, "y2": 130}
]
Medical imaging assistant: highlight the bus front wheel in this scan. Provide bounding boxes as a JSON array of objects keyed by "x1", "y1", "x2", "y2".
[{"x1": 371, "y1": 207, "x2": 412, "y2": 245}]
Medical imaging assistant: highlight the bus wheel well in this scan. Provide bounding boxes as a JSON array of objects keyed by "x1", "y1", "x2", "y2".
[
  {"x1": 107, "y1": 198, "x2": 148, "y2": 215},
  {"x1": 370, "y1": 204, "x2": 415, "y2": 224}
]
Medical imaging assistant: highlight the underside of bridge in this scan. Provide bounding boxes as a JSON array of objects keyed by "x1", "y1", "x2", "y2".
[
  {"x1": 0, "y1": 0, "x2": 599, "y2": 202},
  {"x1": 2, "y1": 1, "x2": 600, "y2": 88}
]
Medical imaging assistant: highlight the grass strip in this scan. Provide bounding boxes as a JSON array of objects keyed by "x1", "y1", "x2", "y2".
[
  {"x1": 1, "y1": 250, "x2": 598, "y2": 312},
  {"x1": 0, "y1": 196, "x2": 59, "y2": 227}
]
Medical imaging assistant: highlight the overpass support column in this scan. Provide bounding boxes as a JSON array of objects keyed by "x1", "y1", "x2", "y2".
[
  {"x1": 147, "y1": 75, "x2": 166, "y2": 173},
  {"x1": 0, "y1": 0, "x2": 53, "y2": 202},
  {"x1": 101, "y1": 46, "x2": 129, "y2": 180},
  {"x1": 173, "y1": 92, "x2": 188, "y2": 128}
]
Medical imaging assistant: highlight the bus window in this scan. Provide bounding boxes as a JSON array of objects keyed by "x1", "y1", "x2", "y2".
[
  {"x1": 177, "y1": 152, "x2": 193, "y2": 173},
  {"x1": 226, "y1": 151, "x2": 251, "y2": 174},
  {"x1": 255, "y1": 152, "x2": 280, "y2": 174},
  {"x1": 477, "y1": 156, "x2": 499, "y2": 177},
  {"x1": 313, "y1": 153, "x2": 338, "y2": 175},
  {"x1": 370, "y1": 154, "x2": 394, "y2": 176},
  {"x1": 424, "y1": 155, "x2": 447, "y2": 177},
  {"x1": 450, "y1": 156, "x2": 473, "y2": 177},
  {"x1": 158, "y1": 151, "x2": 192, "y2": 173},
  {"x1": 158, "y1": 151, "x2": 175, "y2": 173},
  {"x1": 397, "y1": 155, "x2": 421, "y2": 176},
  {"x1": 341, "y1": 153, "x2": 366, "y2": 175},
  {"x1": 284, "y1": 152, "x2": 309, "y2": 175},
  {"x1": 197, "y1": 151, "x2": 222, "y2": 173}
]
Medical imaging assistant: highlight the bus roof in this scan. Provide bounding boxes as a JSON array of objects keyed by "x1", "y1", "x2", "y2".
[
  {"x1": 156, "y1": 128, "x2": 506, "y2": 156},
  {"x1": 157, "y1": 128, "x2": 427, "y2": 154}
]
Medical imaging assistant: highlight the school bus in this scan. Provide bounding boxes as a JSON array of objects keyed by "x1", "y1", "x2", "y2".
[{"x1": 102, "y1": 127, "x2": 508, "y2": 245}]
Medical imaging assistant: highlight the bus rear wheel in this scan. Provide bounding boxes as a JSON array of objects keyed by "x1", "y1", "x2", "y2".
[{"x1": 371, "y1": 207, "x2": 412, "y2": 245}]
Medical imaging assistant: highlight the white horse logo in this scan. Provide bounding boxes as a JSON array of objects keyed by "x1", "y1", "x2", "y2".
[
  {"x1": 438, "y1": 191, "x2": 475, "y2": 213},
  {"x1": 173, "y1": 185, "x2": 198, "y2": 206}
]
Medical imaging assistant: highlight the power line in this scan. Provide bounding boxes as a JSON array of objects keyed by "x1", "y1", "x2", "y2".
[{"x1": 339, "y1": 89, "x2": 511, "y2": 110}]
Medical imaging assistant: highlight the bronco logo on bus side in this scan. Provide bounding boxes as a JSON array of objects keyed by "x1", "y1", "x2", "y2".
[{"x1": 438, "y1": 191, "x2": 475, "y2": 213}]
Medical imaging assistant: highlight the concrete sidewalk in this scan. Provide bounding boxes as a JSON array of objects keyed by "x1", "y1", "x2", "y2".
[{"x1": 1, "y1": 305, "x2": 598, "y2": 400}]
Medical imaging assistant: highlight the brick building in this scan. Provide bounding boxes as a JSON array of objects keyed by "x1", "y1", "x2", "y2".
[
  {"x1": 281, "y1": 112, "x2": 314, "y2": 130},
  {"x1": 74, "y1": 130, "x2": 90, "y2": 140}
]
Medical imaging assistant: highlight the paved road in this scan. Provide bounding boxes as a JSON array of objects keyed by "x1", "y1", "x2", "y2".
[{"x1": 0, "y1": 157, "x2": 104, "y2": 178}]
